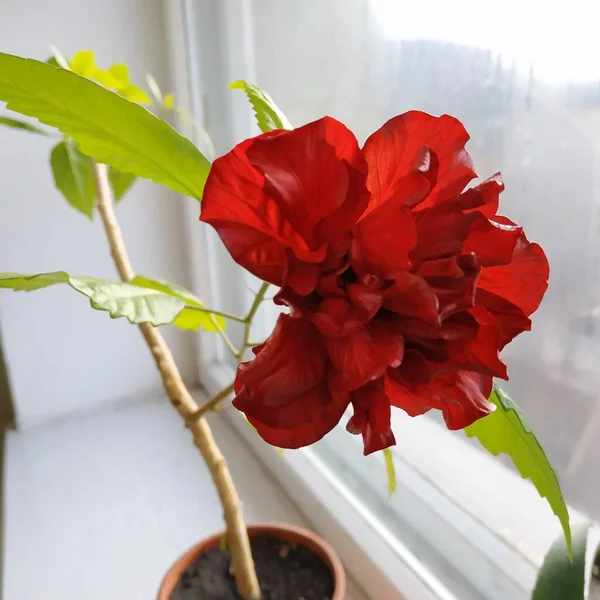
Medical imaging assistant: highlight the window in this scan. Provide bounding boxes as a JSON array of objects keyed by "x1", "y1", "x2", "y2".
[{"x1": 174, "y1": 1, "x2": 599, "y2": 598}]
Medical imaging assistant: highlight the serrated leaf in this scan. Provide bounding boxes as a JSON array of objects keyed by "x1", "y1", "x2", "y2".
[
  {"x1": 532, "y1": 523, "x2": 600, "y2": 600},
  {"x1": 0, "y1": 115, "x2": 48, "y2": 135},
  {"x1": 0, "y1": 52, "x2": 210, "y2": 200},
  {"x1": 131, "y1": 275, "x2": 225, "y2": 332},
  {"x1": 0, "y1": 272, "x2": 185, "y2": 326},
  {"x1": 465, "y1": 385, "x2": 572, "y2": 556},
  {"x1": 50, "y1": 138, "x2": 96, "y2": 219},
  {"x1": 108, "y1": 167, "x2": 136, "y2": 202},
  {"x1": 228, "y1": 80, "x2": 292, "y2": 133},
  {"x1": 383, "y1": 448, "x2": 397, "y2": 500}
]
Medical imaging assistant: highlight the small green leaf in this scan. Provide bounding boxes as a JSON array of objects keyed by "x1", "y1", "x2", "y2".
[
  {"x1": 465, "y1": 385, "x2": 572, "y2": 556},
  {"x1": 228, "y1": 80, "x2": 292, "y2": 133},
  {"x1": 130, "y1": 275, "x2": 226, "y2": 332},
  {"x1": 532, "y1": 523, "x2": 600, "y2": 600},
  {"x1": 106, "y1": 64, "x2": 151, "y2": 105},
  {"x1": 0, "y1": 116, "x2": 48, "y2": 135},
  {"x1": 163, "y1": 93, "x2": 175, "y2": 109},
  {"x1": 0, "y1": 52, "x2": 211, "y2": 200},
  {"x1": 50, "y1": 138, "x2": 96, "y2": 219},
  {"x1": 108, "y1": 167, "x2": 136, "y2": 202},
  {"x1": 218, "y1": 534, "x2": 229, "y2": 554},
  {"x1": 0, "y1": 272, "x2": 186, "y2": 326},
  {"x1": 383, "y1": 448, "x2": 397, "y2": 500},
  {"x1": 70, "y1": 50, "x2": 97, "y2": 78}
]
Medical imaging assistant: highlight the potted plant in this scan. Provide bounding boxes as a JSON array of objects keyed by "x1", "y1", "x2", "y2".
[{"x1": 0, "y1": 47, "x2": 580, "y2": 599}]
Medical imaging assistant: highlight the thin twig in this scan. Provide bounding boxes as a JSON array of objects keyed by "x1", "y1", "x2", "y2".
[
  {"x1": 92, "y1": 161, "x2": 261, "y2": 600},
  {"x1": 240, "y1": 282, "x2": 270, "y2": 358},
  {"x1": 189, "y1": 381, "x2": 235, "y2": 423}
]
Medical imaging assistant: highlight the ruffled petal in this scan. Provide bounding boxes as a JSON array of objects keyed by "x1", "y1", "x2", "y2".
[
  {"x1": 201, "y1": 136, "x2": 308, "y2": 285},
  {"x1": 386, "y1": 370, "x2": 494, "y2": 429},
  {"x1": 476, "y1": 237, "x2": 549, "y2": 316},
  {"x1": 462, "y1": 212, "x2": 522, "y2": 267},
  {"x1": 246, "y1": 117, "x2": 368, "y2": 246},
  {"x1": 346, "y1": 380, "x2": 396, "y2": 455},
  {"x1": 240, "y1": 383, "x2": 350, "y2": 449},
  {"x1": 444, "y1": 307, "x2": 507, "y2": 378},
  {"x1": 363, "y1": 111, "x2": 476, "y2": 211},
  {"x1": 383, "y1": 271, "x2": 439, "y2": 325},
  {"x1": 459, "y1": 173, "x2": 504, "y2": 218},
  {"x1": 352, "y1": 197, "x2": 417, "y2": 277},
  {"x1": 233, "y1": 314, "x2": 350, "y2": 448},
  {"x1": 326, "y1": 319, "x2": 404, "y2": 391},
  {"x1": 411, "y1": 200, "x2": 471, "y2": 261}
]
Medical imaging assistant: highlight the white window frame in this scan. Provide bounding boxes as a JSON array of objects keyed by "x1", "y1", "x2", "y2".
[{"x1": 163, "y1": 2, "x2": 586, "y2": 598}]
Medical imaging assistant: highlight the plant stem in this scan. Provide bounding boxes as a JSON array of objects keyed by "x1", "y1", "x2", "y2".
[
  {"x1": 92, "y1": 162, "x2": 261, "y2": 600},
  {"x1": 190, "y1": 381, "x2": 236, "y2": 421},
  {"x1": 240, "y1": 282, "x2": 270, "y2": 358}
]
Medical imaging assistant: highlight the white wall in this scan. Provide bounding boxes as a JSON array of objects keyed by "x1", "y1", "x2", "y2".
[{"x1": 0, "y1": 0, "x2": 198, "y2": 428}]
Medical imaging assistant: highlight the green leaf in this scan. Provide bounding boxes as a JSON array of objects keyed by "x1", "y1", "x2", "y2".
[
  {"x1": 108, "y1": 167, "x2": 136, "y2": 202},
  {"x1": 106, "y1": 64, "x2": 151, "y2": 105},
  {"x1": 130, "y1": 275, "x2": 226, "y2": 332},
  {"x1": 50, "y1": 138, "x2": 96, "y2": 219},
  {"x1": 532, "y1": 523, "x2": 600, "y2": 600},
  {"x1": 0, "y1": 115, "x2": 48, "y2": 135},
  {"x1": 465, "y1": 385, "x2": 572, "y2": 556},
  {"x1": 0, "y1": 52, "x2": 211, "y2": 200},
  {"x1": 0, "y1": 272, "x2": 186, "y2": 326},
  {"x1": 163, "y1": 93, "x2": 174, "y2": 109},
  {"x1": 70, "y1": 50, "x2": 96, "y2": 78},
  {"x1": 383, "y1": 448, "x2": 397, "y2": 500},
  {"x1": 228, "y1": 80, "x2": 292, "y2": 133}
]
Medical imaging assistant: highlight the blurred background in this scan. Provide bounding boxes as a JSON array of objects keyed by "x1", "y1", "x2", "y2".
[{"x1": 0, "y1": 1, "x2": 598, "y2": 599}]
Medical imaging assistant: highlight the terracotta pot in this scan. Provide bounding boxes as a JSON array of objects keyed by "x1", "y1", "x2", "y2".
[{"x1": 157, "y1": 522, "x2": 346, "y2": 599}]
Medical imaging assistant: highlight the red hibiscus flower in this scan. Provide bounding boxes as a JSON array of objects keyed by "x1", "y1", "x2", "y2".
[{"x1": 200, "y1": 112, "x2": 549, "y2": 455}]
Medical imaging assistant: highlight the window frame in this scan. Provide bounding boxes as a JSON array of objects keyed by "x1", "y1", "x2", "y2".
[{"x1": 163, "y1": 1, "x2": 585, "y2": 598}]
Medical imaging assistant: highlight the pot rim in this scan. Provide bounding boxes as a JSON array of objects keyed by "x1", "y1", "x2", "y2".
[{"x1": 157, "y1": 521, "x2": 346, "y2": 599}]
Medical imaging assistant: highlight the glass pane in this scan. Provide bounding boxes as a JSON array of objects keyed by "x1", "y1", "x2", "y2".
[{"x1": 250, "y1": 0, "x2": 600, "y2": 521}]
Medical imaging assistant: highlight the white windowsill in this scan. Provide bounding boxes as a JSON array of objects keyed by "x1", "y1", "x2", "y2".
[{"x1": 3, "y1": 389, "x2": 368, "y2": 600}]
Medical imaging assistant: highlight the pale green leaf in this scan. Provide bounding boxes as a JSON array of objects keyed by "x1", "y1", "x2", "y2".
[
  {"x1": 163, "y1": 93, "x2": 174, "y2": 109},
  {"x1": 70, "y1": 50, "x2": 96, "y2": 78},
  {"x1": 228, "y1": 80, "x2": 292, "y2": 133},
  {"x1": 0, "y1": 52, "x2": 211, "y2": 200},
  {"x1": 50, "y1": 138, "x2": 95, "y2": 219},
  {"x1": 532, "y1": 523, "x2": 600, "y2": 600},
  {"x1": 131, "y1": 275, "x2": 225, "y2": 332},
  {"x1": 0, "y1": 272, "x2": 185, "y2": 326},
  {"x1": 383, "y1": 448, "x2": 397, "y2": 500},
  {"x1": 465, "y1": 385, "x2": 572, "y2": 556},
  {"x1": 0, "y1": 115, "x2": 48, "y2": 135},
  {"x1": 106, "y1": 64, "x2": 151, "y2": 105},
  {"x1": 108, "y1": 167, "x2": 136, "y2": 202}
]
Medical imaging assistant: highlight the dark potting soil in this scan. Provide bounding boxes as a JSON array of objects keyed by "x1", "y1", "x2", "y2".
[{"x1": 170, "y1": 534, "x2": 334, "y2": 600}]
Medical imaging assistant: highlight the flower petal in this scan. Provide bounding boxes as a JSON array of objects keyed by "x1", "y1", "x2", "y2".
[
  {"x1": 363, "y1": 111, "x2": 476, "y2": 211},
  {"x1": 386, "y1": 370, "x2": 494, "y2": 429},
  {"x1": 240, "y1": 383, "x2": 350, "y2": 449},
  {"x1": 352, "y1": 197, "x2": 417, "y2": 277},
  {"x1": 459, "y1": 173, "x2": 504, "y2": 218},
  {"x1": 235, "y1": 314, "x2": 327, "y2": 401},
  {"x1": 476, "y1": 237, "x2": 549, "y2": 316},
  {"x1": 326, "y1": 319, "x2": 404, "y2": 391},
  {"x1": 347, "y1": 380, "x2": 396, "y2": 455},
  {"x1": 462, "y1": 212, "x2": 522, "y2": 267},
  {"x1": 383, "y1": 271, "x2": 439, "y2": 324},
  {"x1": 246, "y1": 117, "x2": 367, "y2": 246},
  {"x1": 201, "y1": 135, "x2": 309, "y2": 285},
  {"x1": 411, "y1": 200, "x2": 471, "y2": 261}
]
